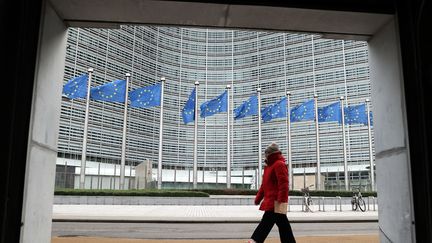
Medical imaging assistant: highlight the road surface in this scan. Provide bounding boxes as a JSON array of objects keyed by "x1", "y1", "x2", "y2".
[{"x1": 52, "y1": 222, "x2": 378, "y2": 239}]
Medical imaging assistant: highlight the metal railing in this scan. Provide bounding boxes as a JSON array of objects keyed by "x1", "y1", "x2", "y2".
[{"x1": 287, "y1": 195, "x2": 377, "y2": 212}]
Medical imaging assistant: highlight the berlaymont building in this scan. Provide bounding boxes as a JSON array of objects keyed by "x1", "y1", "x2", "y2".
[{"x1": 55, "y1": 25, "x2": 374, "y2": 191}]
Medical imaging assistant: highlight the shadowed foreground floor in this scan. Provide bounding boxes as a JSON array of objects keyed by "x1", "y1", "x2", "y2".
[{"x1": 52, "y1": 235, "x2": 379, "y2": 243}]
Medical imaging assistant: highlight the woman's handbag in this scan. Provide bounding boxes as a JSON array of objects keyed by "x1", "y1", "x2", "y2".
[{"x1": 274, "y1": 201, "x2": 288, "y2": 214}]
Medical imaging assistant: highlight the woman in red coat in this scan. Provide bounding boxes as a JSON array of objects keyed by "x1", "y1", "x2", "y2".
[{"x1": 248, "y1": 143, "x2": 296, "y2": 243}]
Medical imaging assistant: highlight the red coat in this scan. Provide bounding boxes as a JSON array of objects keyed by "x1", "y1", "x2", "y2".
[{"x1": 254, "y1": 151, "x2": 289, "y2": 211}]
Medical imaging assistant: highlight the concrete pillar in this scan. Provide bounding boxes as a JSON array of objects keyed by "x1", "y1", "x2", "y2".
[
  {"x1": 20, "y1": 2, "x2": 67, "y2": 242},
  {"x1": 368, "y1": 19, "x2": 415, "y2": 243},
  {"x1": 135, "y1": 159, "x2": 152, "y2": 189}
]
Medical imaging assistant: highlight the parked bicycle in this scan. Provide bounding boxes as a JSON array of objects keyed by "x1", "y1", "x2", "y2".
[
  {"x1": 301, "y1": 184, "x2": 314, "y2": 212},
  {"x1": 351, "y1": 187, "x2": 366, "y2": 212}
]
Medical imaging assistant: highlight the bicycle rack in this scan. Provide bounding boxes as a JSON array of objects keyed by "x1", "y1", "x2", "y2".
[
  {"x1": 318, "y1": 197, "x2": 325, "y2": 212},
  {"x1": 318, "y1": 197, "x2": 326, "y2": 211},
  {"x1": 288, "y1": 198, "x2": 294, "y2": 212},
  {"x1": 323, "y1": 197, "x2": 326, "y2": 211},
  {"x1": 367, "y1": 196, "x2": 377, "y2": 211},
  {"x1": 335, "y1": 196, "x2": 342, "y2": 211},
  {"x1": 301, "y1": 197, "x2": 304, "y2": 212},
  {"x1": 368, "y1": 196, "x2": 371, "y2": 211},
  {"x1": 302, "y1": 196, "x2": 312, "y2": 212}
]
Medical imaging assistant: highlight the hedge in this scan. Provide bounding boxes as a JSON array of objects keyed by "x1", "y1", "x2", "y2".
[
  {"x1": 54, "y1": 188, "x2": 377, "y2": 198},
  {"x1": 189, "y1": 189, "x2": 258, "y2": 195},
  {"x1": 54, "y1": 189, "x2": 209, "y2": 197},
  {"x1": 288, "y1": 190, "x2": 377, "y2": 197},
  {"x1": 189, "y1": 188, "x2": 377, "y2": 197}
]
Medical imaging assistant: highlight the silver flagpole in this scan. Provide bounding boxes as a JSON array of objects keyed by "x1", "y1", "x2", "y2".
[
  {"x1": 226, "y1": 85, "x2": 231, "y2": 189},
  {"x1": 157, "y1": 77, "x2": 166, "y2": 189},
  {"x1": 193, "y1": 81, "x2": 199, "y2": 189},
  {"x1": 340, "y1": 96, "x2": 349, "y2": 190},
  {"x1": 314, "y1": 94, "x2": 321, "y2": 190},
  {"x1": 366, "y1": 98, "x2": 375, "y2": 191},
  {"x1": 257, "y1": 88, "x2": 262, "y2": 187},
  {"x1": 119, "y1": 73, "x2": 130, "y2": 190},
  {"x1": 80, "y1": 68, "x2": 93, "y2": 189},
  {"x1": 286, "y1": 91, "x2": 293, "y2": 190}
]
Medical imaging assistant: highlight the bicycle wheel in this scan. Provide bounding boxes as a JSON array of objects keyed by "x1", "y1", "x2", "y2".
[
  {"x1": 358, "y1": 198, "x2": 366, "y2": 212},
  {"x1": 307, "y1": 197, "x2": 312, "y2": 206},
  {"x1": 303, "y1": 197, "x2": 308, "y2": 211},
  {"x1": 351, "y1": 198, "x2": 358, "y2": 211},
  {"x1": 302, "y1": 197, "x2": 310, "y2": 212}
]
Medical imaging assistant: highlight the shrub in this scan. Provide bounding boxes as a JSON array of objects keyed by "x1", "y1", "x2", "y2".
[
  {"x1": 289, "y1": 190, "x2": 377, "y2": 197},
  {"x1": 54, "y1": 189, "x2": 209, "y2": 197},
  {"x1": 54, "y1": 188, "x2": 377, "y2": 198},
  {"x1": 190, "y1": 189, "x2": 258, "y2": 195},
  {"x1": 189, "y1": 188, "x2": 377, "y2": 197}
]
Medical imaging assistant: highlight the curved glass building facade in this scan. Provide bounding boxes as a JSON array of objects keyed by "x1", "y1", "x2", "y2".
[{"x1": 56, "y1": 26, "x2": 374, "y2": 190}]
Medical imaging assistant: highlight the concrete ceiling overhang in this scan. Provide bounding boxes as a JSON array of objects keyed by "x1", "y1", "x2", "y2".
[{"x1": 49, "y1": 0, "x2": 393, "y2": 41}]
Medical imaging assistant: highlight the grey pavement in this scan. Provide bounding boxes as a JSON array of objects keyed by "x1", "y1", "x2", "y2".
[
  {"x1": 52, "y1": 204, "x2": 378, "y2": 223},
  {"x1": 52, "y1": 221, "x2": 379, "y2": 239}
]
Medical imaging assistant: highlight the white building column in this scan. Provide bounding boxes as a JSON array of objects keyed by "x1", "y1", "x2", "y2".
[
  {"x1": 368, "y1": 19, "x2": 415, "y2": 243},
  {"x1": 20, "y1": 2, "x2": 67, "y2": 242}
]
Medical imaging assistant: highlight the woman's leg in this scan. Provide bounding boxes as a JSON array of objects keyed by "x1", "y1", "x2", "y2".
[
  {"x1": 251, "y1": 211, "x2": 276, "y2": 243},
  {"x1": 275, "y1": 213, "x2": 296, "y2": 243}
]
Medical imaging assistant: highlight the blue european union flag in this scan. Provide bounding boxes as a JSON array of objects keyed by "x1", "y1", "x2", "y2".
[
  {"x1": 234, "y1": 95, "x2": 258, "y2": 120},
  {"x1": 200, "y1": 90, "x2": 228, "y2": 118},
  {"x1": 261, "y1": 97, "x2": 287, "y2": 122},
  {"x1": 290, "y1": 99, "x2": 315, "y2": 122},
  {"x1": 343, "y1": 104, "x2": 368, "y2": 125},
  {"x1": 318, "y1": 101, "x2": 341, "y2": 123},
  {"x1": 90, "y1": 79, "x2": 126, "y2": 103},
  {"x1": 129, "y1": 83, "x2": 161, "y2": 108},
  {"x1": 182, "y1": 88, "x2": 196, "y2": 124},
  {"x1": 369, "y1": 112, "x2": 373, "y2": 126},
  {"x1": 62, "y1": 74, "x2": 88, "y2": 99}
]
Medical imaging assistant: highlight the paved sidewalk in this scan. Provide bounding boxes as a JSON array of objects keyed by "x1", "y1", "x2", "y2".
[
  {"x1": 52, "y1": 204, "x2": 378, "y2": 223},
  {"x1": 52, "y1": 235, "x2": 379, "y2": 243}
]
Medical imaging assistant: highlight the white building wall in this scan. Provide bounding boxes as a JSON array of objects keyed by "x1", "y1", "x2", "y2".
[{"x1": 57, "y1": 26, "x2": 374, "y2": 190}]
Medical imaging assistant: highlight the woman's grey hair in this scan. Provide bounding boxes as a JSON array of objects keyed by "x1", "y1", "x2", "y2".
[{"x1": 265, "y1": 142, "x2": 280, "y2": 156}]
